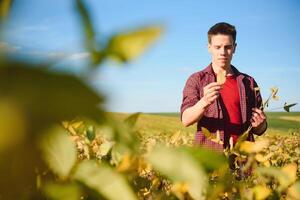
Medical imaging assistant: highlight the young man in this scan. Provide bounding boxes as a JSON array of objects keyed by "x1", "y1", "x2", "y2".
[{"x1": 180, "y1": 22, "x2": 267, "y2": 152}]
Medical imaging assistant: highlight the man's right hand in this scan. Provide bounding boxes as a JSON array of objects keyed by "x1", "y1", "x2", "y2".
[
  {"x1": 202, "y1": 82, "x2": 223, "y2": 107},
  {"x1": 182, "y1": 82, "x2": 223, "y2": 127}
]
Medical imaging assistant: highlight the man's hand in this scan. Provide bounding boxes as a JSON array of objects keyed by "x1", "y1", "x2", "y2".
[
  {"x1": 202, "y1": 82, "x2": 223, "y2": 107},
  {"x1": 251, "y1": 108, "x2": 267, "y2": 135}
]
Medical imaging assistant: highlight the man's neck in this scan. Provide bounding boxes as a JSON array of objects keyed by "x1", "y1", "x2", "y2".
[{"x1": 211, "y1": 63, "x2": 233, "y2": 75}]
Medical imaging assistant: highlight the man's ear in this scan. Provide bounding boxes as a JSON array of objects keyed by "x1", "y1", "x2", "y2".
[{"x1": 208, "y1": 43, "x2": 212, "y2": 53}]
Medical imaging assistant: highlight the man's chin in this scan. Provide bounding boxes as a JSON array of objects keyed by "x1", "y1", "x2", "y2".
[{"x1": 219, "y1": 61, "x2": 231, "y2": 68}]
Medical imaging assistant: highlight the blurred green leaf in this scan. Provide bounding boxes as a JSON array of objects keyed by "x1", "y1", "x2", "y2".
[
  {"x1": 0, "y1": 99, "x2": 26, "y2": 153},
  {"x1": 40, "y1": 126, "x2": 77, "y2": 179},
  {"x1": 43, "y1": 182, "x2": 81, "y2": 200},
  {"x1": 179, "y1": 146, "x2": 227, "y2": 173},
  {"x1": 0, "y1": 62, "x2": 105, "y2": 129},
  {"x1": 283, "y1": 102, "x2": 297, "y2": 112},
  {"x1": 73, "y1": 160, "x2": 137, "y2": 200},
  {"x1": 147, "y1": 145, "x2": 207, "y2": 200},
  {"x1": 76, "y1": 0, "x2": 103, "y2": 65},
  {"x1": 0, "y1": 0, "x2": 11, "y2": 21},
  {"x1": 106, "y1": 26, "x2": 162, "y2": 62},
  {"x1": 107, "y1": 117, "x2": 140, "y2": 152},
  {"x1": 124, "y1": 112, "x2": 141, "y2": 129}
]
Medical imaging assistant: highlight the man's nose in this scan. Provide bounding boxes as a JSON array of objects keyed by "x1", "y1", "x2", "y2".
[{"x1": 220, "y1": 47, "x2": 227, "y2": 55}]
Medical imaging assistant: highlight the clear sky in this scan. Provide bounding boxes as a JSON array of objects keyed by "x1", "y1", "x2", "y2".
[{"x1": 3, "y1": 0, "x2": 300, "y2": 112}]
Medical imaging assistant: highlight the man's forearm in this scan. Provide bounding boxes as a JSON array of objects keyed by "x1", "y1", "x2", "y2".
[{"x1": 182, "y1": 99, "x2": 208, "y2": 127}]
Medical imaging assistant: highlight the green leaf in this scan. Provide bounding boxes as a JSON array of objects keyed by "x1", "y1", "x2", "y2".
[
  {"x1": 179, "y1": 146, "x2": 227, "y2": 173},
  {"x1": 43, "y1": 183, "x2": 81, "y2": 200},
  {"x1": 147, "y1": 145, "x2": 207, "y2": 200},
  {"x1": 106, "y1": 26, "x2": 162, "y2": 62},
  {"x1": 283, "y1": 102, "x2": 297, "y2": 112},
  {"x1": 86, "y1": 125, "x2": 95, "y2": 141},
  {"x1": 124, "y1": 112, "x2": 141, "y2": 128},
  {"x1": 0, "y1": 62, "x2": 105, "y2": 128},
  {"x1": 73, "y1": 160, "x2": 137, "y2": 200},
  {"x1": 107, "y1": 116, "x2": 140, "y2": 152},
  {"x1": 39, "y1": 126, "x2": 77, "y2": 179},
  {"x1": 75, "y1": 0, "x2": 104, "y2": 65}
]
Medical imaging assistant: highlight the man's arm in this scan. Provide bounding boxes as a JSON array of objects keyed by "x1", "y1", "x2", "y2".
[
  {"x1": 182, "y1": 82, "x2": 222, "y2": 127},
  {"x1": 182, "y1": 98, "x2": 208, "y2": 127}
]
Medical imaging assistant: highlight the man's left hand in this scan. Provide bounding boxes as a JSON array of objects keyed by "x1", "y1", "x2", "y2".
[{"x1": 251, "y1": 107, "x2": 267, "y2": 131}]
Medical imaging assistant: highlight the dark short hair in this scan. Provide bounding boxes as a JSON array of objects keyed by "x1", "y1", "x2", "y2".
[{"x1": 207, "y1": 22, "x2": 236, "y2": 43}]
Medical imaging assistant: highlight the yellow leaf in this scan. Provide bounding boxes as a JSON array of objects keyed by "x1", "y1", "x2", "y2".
[
  {"x1": 240, "y1": 141, "x2": 254, "y2": 153},
  {"x1": 72, "y1": 121, "x2": 84, "y2": 129},
  {"x1": 138, "y1": 158, "x2": 152, "y2": 176},
  {"x1": 287, "y1": 181, "x2": 300, "y2": 200},
  {"x1": 201, "y1": 127, "x2": 212, "y2": 139},
  {"x1": 211, "y1": 130, "x2": 223, "y2": 145},
  {"x1": 170, "y1": 131, "x2": 181, "y2": 145},
  {"x1": 282, "y1": 163, "x2": 297, "y2": 184},
  {"x1": 171, "y1": 182, "x2": 189, "y2": 200},
  {"x1": 263, "y1": 161, "x2": 270, "y2": 167},
  {"x1": 107, "y1": 26, "x2": 162, "y2": 62},
  {"x1": 117, "y1": 153, "x2": 138, "y2": 172},
  {"x1": 270, "y1": 87, "x2": 279, "y2": 100},
  {"x1": 217, "y1": 70, "x2": 226, "y2": 84},
  {"x1": 253, "y1": 185, "x2": 271, "y2": 200},
  {"x1": 270, "y1": 87, "x2": 278, "y2": 96},
  {"x1": 255, "y1": 153, "x2": 273, "y2": 163},
  {"x1": 240, "y1": 140, "x2": 269, "y2": 153}
]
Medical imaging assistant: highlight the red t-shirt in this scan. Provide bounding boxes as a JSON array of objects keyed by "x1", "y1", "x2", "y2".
[{"x1": 220, "y1": 75, "x2": 242, "y2": 144}]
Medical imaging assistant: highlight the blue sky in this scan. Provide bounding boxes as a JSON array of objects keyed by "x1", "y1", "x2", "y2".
[{"x1": 3, "y1": 0, "x2": 300, "y2": 112}]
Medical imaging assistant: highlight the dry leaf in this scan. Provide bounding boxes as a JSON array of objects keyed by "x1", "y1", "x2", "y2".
[
  {"x1": 217, "y1": 70, "x2": 226, "y2": 84},
  {"x1": 253, "y1": 185, "x2": 271, "y2": 200}
]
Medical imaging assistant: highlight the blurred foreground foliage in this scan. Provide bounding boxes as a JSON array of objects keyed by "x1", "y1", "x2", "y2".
[{"x1": 0, "y1": 0, "x2": 299, "y2": 200}]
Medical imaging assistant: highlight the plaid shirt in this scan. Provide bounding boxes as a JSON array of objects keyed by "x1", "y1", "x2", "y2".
[{"x1": 181, "y1": 64, "x2": 264, "y2": 152}]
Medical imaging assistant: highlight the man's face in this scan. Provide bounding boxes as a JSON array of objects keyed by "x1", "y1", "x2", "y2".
[{"x1": 208, "y1": 34, "x2": 236, "y2": 68}]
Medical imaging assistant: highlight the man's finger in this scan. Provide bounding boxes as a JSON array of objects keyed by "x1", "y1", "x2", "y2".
[
  {"x1": 252, "y1": 108, "x2": 266, "y2": 119},
  {"x1": 205, "y1": 82, "x2": 222, "y2": 89}
]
